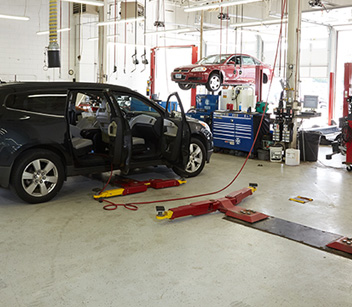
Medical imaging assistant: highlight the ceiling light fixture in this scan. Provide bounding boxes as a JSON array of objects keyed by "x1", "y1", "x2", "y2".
[
  {"x1": 61, "y1": 0, "x2": 104, "y2": 7},
  {"x1": 231, "y1": 18, "x2": 288, "y2": 28},
  {"x1": 144, "y1": 28, "x2": 193, "y2": 35},
  {"x1": 88, "y1": 34, "x2": 121, "y2": 41},
  {"x1": 184, "y1": 0, "x2": 262, "y2": 13},
  {"x1": 36, "y1": 28, "x2": 71, "y2": 36},
  {"x1": 107, "y1": 42, "x2": 150, "y2": 48},
  {"x1": 0, "y1": 14, "x2": 30, "y2": 21},
  {"x1": 97, "y1": 16, "x2": 144, "y2": 26}
]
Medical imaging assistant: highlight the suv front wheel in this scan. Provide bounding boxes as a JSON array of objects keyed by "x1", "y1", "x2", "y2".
[
  {"x1": 11, "y1": 149, "x2": 64, "y2": 204},
  {"x1": 173, "y1": 137, "x2": 206, "y2": 178}
]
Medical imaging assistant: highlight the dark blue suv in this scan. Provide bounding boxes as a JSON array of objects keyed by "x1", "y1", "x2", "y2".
[{"x1": 0, "y1": 82, "x2": 213, "y2": 203}]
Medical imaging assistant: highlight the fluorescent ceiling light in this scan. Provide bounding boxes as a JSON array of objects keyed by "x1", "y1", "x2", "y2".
[
  {"x1": 231, "y1": 18, "x2": 287, "y2": 28},
  {"x1": 228, "y1": 14, "x2": 261, "y2": 21},
  {"x1": 36, "y1": 28, "x2": 71, "y2": 36},
  {"x1": 97, "y1": 16, "x2": 144, "y2": 26},
  {"x1": 107, "y1": 42, "x2": 149, "y2": 48},
  {"x1": 184, "y1": 0, "x2": 262, "y2": 13},
  {"x1": 0, "y1": 14, "x2": 29, "y2": 21},
  {"x1": 145, "y1": 28, "x2": 193, "y2": 35},
  {"x1": 61, "y1": 0, "x2": 104, "y2": 6},
  {"x1": 88, "y1": 34, "x2": 120, "y2": 41}
]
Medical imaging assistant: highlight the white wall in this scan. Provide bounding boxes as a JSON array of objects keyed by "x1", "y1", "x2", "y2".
[{"x1": 0, "y1": 0, "x2": 71, "y2": 82}]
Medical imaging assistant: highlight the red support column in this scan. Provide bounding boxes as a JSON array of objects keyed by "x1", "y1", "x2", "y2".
[
  {"x1": 150, "y1": 48, "x2": 156, "y2": 98},
  {"x1": 328, "y1": 72, "x2": 335, "y2": 126},
  {"x1": 255, "y1": 65, "x2": 263, "y2": 103},
  {"x1": 343, "y1": 63, "x2": 352, "y2": 117},
  {"x1": 191, "y1": 45, "x2": 198, "y2": 107}
]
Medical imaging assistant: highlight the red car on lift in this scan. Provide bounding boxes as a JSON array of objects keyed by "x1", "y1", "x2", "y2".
[{"x1": 171, "y1": 53, "x2": 272, "y2": 92}]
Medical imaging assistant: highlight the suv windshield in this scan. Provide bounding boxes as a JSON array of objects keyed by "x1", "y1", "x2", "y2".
[{"x1": 197, "y1": 54, "x2": 230, "y2": 65}]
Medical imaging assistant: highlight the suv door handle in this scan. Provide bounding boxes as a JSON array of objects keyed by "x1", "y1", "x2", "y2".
[
  {"x1": 19, "y1": 116, "x2": 30, "y2": 120},
  {"x1": 108, "y1": 121, "x2": 117, "y2": 137}
]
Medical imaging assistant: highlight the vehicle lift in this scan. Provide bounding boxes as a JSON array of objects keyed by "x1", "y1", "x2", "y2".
[
  {"x1": 153, "y1": 183, "x2": 352, "y2": 256},
  {"x1": 94, "y1": 177, "x2": 186, "y2": 199},
  {"x1": 326, "y1": 63, "x2": 352, "y2": 172},
  {"x1": 156, "y1": 183, "x2": 269, "y2": 223}
]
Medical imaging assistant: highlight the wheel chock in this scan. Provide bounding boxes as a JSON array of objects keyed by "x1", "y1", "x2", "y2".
[
  {"x1": 225, "y1": 206, "x2": 269, "y2": 223},
  {"x1": 326, "y1": 237, "x2": 352, "y2": 254}
]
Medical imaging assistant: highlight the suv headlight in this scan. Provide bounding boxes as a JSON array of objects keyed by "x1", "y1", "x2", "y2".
[
  {"x1": 191, "y1": 67, "x2": 207, "y2": 72},
  {"x1": 199, "y1": 121, "x2": 211, "y2": 132}
]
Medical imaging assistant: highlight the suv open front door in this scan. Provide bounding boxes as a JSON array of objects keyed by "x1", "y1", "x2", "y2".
[
  {"x1": 106, "y1": 91, "x2": 132, "y2": 173},
  {"x1": 162, "y1": 92, "x2": 191, "y2": 169}
]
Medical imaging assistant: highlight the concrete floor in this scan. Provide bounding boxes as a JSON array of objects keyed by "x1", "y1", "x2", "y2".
[{"x1": 1, "y1": 146, "x2": 352, "y2": 307}]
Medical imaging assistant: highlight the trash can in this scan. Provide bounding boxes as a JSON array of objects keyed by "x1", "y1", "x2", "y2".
[{"x1": 299, "y1": 131, "x2": 321, "y2": 162}]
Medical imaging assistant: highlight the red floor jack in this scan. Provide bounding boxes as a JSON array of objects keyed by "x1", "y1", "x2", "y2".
[
  {"x1": 94, "y1": 176, "x2": 186, "y2": 200},
  {"x1": 156, "y1": 183, "x2": 268, "y2": 223}
]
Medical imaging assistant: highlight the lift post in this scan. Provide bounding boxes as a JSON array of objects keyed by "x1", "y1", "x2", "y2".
[{"x1": 149, "y1": 45, "x2": 198, "y2": 107}]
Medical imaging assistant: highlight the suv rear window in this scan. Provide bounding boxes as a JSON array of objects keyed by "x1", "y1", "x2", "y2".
[{"x1": 5, "y1": 93, "x2": 67, "y2": 116}]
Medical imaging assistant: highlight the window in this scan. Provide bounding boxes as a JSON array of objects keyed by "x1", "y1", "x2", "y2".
[
  {"x1": 6, "y1": 93, "x2": 67, "y2": 116},
  {"x1": 229, "y1": 56, "x2": 241, "y2": 65},
  {"x1": 253, "y1": 58, "x2": 261, "y2": 65},
  {"x1": 242, "y1": 56, "x2": 255, "y2": 65},
  {"x1": 113, "y1": 93, "x2": 158, "y2": 114},
  {"x1": 68, "y1": 90, "x2": 110, "y2": 132},
  {"x1": 73, "y1": 92, "x2": 107, "y2": 114},
  {"x1": 199, "y1": 54, "x2": 231, "y2": 65}
]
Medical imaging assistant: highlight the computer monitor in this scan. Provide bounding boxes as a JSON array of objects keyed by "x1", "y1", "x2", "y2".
[{"x1": 303, "y1": 95, "x2": 319, "y2": 110}]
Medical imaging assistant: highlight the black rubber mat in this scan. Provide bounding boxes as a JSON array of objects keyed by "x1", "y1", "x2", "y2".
[{"x1": 224, "y1": 216, "x2": 352, "y2": 260}]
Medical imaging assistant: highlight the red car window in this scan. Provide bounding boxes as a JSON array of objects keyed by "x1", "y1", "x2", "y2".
[{"x1": 242, "y1": 56, "x2": 255, "y2": 65}]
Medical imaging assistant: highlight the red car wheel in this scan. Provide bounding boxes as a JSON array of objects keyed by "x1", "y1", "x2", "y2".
[
  {"x1": 178, "y1": 83, "x2": 192, "y2": 90},
  {"x1": 206, "y1": 72, "x2": 221, "y2": 91}
]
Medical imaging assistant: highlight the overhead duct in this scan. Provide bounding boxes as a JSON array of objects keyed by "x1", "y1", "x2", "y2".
[{"x1": 48, "y1": 0, "x2": 61, "y2": 68}]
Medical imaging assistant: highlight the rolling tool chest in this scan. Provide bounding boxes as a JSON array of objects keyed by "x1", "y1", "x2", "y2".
[{"x1": 212, "y1": 111, "x2": 269, "y2": 153}]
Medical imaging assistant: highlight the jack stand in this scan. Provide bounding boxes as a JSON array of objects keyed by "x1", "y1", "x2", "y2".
[
  {"x1": 156, "y1": 183, "x2": 268, "y2": 223},
  {"x1": 94, "y1": 177, "x2": 186, "y2": 200}
]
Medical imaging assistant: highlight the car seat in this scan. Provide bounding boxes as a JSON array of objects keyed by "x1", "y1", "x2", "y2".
[{"x1": 70, "y1": 124, "x2": 93, "y2": 156}]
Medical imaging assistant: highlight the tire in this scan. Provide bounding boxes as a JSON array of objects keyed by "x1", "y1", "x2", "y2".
[
  {"x1": 11, "y1": 149, "x2": 64, "y2": 204},
  {"x1": 206, "y1": 72, "x2": 221, "y2": 92},
  {"x1": 263, "y1": 73, "x2": 268, "y2": 84},
  {"x1": 173, "y1": 137, "x2": 206, "y2": 178},
  {"x1": 178, "y1": 83, "x2": 192, "y2": 90}
]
